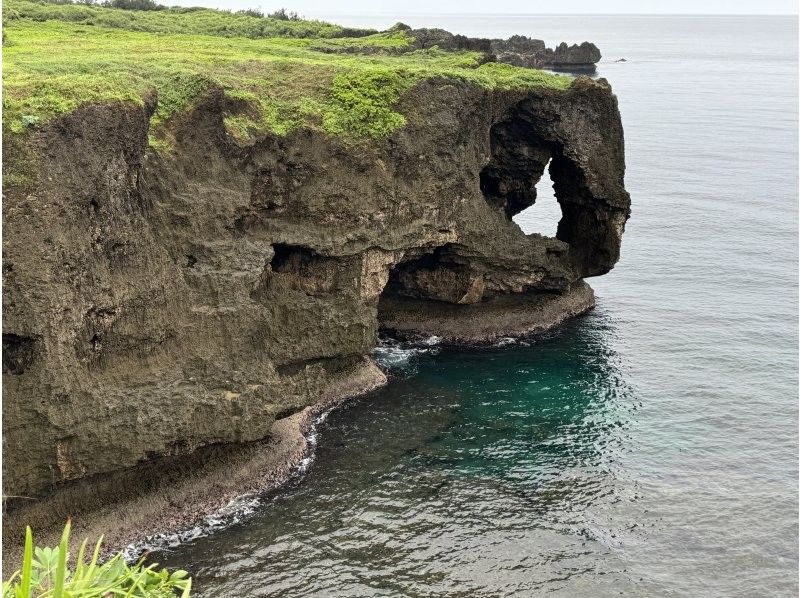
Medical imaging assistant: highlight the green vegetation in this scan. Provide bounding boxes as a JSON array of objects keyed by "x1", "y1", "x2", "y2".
[
  {"x1": 5, "y1": 0, "x2": 373, "y2": 39},
  {"x1": 266, "y1": 8, "x2": 301, "y2": 21},
  {"x1": 3, "y1": 521, "x2": 191, "y2": 597},
  {"x1": 3, "y1": 0, "x2": 573, "y2": 143}
]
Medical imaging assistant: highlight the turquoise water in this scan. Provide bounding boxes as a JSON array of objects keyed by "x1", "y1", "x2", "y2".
[{"x1": 158, "y1": 15, "x2": 798, "y2": 596}]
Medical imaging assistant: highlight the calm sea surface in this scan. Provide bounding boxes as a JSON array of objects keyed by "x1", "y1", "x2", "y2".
[{"x1": 158, "y1": 16, "x2": 799, "y2": 596}]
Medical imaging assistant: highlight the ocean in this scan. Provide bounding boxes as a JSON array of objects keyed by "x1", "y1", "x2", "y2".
[{"x1": 157, "y1": 15, "x2": 799, "y2": 596}]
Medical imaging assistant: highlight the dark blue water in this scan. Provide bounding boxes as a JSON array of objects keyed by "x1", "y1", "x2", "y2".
[{"x1": 159, "y1": 16, "x2": 799, "y2": 596}]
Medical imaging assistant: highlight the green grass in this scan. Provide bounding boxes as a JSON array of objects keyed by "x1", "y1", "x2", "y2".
[
  {"x1": 5, "y1": 0, "x2": 375, "y2": 39},
  {"x1": 3, "y1": 521, "x2": 192, "y2": 597},
  {"x1": 3, "y1": 1, "x2": 573, "y2": 144}
]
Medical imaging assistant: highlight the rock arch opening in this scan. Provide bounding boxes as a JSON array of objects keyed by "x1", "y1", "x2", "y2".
[
  {"x1": 479, "y1": 122, "x2": 552, "y2": 222},
  {"x1": 511, "y1": 158, "x2": 561, "y2": 237},
  {"x1": 479, "y1": 105, "x2": 629, "y2": 279},
  {"x1": 479, "y1": 118, "x2": 567, "y2": 244}
]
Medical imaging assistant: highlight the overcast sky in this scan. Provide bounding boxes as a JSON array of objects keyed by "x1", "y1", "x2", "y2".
[{"x1": 167, "y1": 0, "x2": 798, "y2": 17}]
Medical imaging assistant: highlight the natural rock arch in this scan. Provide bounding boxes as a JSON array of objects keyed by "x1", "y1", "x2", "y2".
[
  {"x1": 480, "y1": 87, "x2": 630, "y2": 279},
  {"x1": 1, "y1": 77, "x2": 631, "y2": 511}
]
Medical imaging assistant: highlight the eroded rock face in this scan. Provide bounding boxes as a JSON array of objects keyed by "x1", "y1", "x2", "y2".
[
  {"x1": 491, "y1": 38, "x2": 602, "y2": 72},
  {"x1": 2, "y1": 77, "x2": 629, "y2": 501}
]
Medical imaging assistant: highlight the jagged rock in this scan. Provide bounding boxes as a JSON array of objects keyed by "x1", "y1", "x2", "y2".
[
  {"x1": 320, "y1": 27, "x2": 602, "y2": 72},
  {"x1": 2, "y1": 77, "x2": 629, "y2": 504},
  {"x1": 491, "y1": 37, "x2": 602, "y2": 72},
  {"x1": 407, "y1": 27, "x2": 493, "y2": 54},
  {"x1": 406, "y1": 30, "x2": 600, "y2": 71}
]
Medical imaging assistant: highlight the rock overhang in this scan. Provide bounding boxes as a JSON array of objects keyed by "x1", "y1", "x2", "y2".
[{"x1": 2, "y1": 70, "x2": 630, "y2": 504}]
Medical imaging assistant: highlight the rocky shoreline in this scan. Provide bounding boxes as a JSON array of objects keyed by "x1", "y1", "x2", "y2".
[
  {"x1": 2, "y1": 296, "x2": 595, "y2": 574},
  {"x1": 380, "y1": 280, "x2": 596, "y2": 344},
  {"x1": 2, "y1": 359, "x2": 387, "y2": 573},
  {"x1": 4, "y1": 77, "x2": 629, "y2": 509}
]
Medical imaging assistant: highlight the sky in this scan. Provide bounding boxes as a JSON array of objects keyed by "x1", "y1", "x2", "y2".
[{"x1": 166, "y1": 0, "x2": 799, "y2": 16}]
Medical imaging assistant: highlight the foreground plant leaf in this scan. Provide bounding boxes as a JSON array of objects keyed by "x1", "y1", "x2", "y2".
[{"x1": 3, "y1": 523, "x2": 192, "y2": 597}]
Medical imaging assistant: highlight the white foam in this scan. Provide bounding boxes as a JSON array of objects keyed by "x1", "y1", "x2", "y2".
[
  {"x1": 123, "y1": 492, "x2": 263, "y2": 561},
  {"x1": 373, "y1": 337, "x2": 441, "y2": 369},
  {"x1": 124, "y1": 339, "x2": 434, "y2": 561},
  {"x1": 123, "y1": 404, "x2": 337, "y2": 561}
]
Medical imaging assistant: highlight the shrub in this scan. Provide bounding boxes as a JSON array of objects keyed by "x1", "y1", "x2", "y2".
[
  {"x1": 2, "y1": 521, "x2": 192, "y2": 597},
  {"x1": 103, "y1": 0, "x2": 163, "y2": 10},
  {"x1": 322, "y1": 70, "x2": 408, "y2": 138},
  {"x1": 237, "y1": 8, "x2": 264, "y2": 18},
  {"x1": 6, "y1": 1, "x2": 355, "y2": 38},
  {"x1": 268, "y1": 8, "x2": 300, "y2": 21}
]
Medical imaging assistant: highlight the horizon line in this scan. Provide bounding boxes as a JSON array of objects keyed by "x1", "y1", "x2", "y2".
[{"x1": 310, "y1": 12, "x2": 799, "y2": 17}]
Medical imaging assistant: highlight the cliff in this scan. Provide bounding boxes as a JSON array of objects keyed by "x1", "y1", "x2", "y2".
[
  {"x1": 2, "y1": 3, "x2": 629, "y2": 540},
  {"x1": 404, "y1": 28, "x2": 602, "y2": 71},
  {"x1": 314, "y1": 25, "x2": 602, "y2": 72},
  {"x1": 492, "y1": 38, "x2": 602, "y2": 72}
]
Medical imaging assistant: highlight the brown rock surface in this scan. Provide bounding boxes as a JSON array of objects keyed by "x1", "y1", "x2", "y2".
[{"x1": 2, "y1": 76, "x2": 630, "y2": 515}]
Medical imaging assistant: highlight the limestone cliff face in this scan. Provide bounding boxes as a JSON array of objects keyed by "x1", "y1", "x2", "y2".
[{"x1": 2, "y1": 76, "x2": 630, "y2": 501}]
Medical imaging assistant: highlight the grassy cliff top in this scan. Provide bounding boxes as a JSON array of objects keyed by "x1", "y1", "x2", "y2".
[{"x1": 3, "y1": 0, "x2": 573, "y2": 143}]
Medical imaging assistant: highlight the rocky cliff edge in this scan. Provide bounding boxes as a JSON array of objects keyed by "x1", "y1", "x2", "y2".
[{"x1": 3, "y1": 75, "x2": 629, "y2": 506}]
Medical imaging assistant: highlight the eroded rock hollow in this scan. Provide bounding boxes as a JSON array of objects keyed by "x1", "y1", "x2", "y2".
[{"x1": 2, "y1": 76, "x2": 630, "y2": 509}]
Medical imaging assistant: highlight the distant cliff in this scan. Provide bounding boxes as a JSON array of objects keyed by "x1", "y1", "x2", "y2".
[
  {"x1": 492, "y1": 37, "x2": 601, "y2": 72},
  {"x1": 324, "y1": 24, "x2": 603, "y2": 72}
]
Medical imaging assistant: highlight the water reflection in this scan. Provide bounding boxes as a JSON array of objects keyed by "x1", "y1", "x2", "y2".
[{"x1": 158, "y1": 309, "x2": 637, "y2": 597}]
